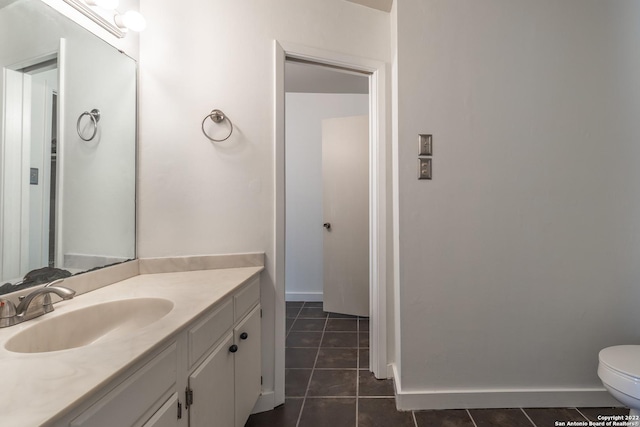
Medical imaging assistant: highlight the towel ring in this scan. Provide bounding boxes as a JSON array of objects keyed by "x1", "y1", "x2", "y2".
[
  {"x1": 201, "y1": 109, "x2": 233, "y2": 142},
  {"x1": 77, "y1": 109, "x2": 101, "y2": 141}
]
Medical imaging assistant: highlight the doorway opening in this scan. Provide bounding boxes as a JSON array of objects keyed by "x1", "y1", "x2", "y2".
[
  {"x1": 284, "y1": 58, "x2": 370, "y2": 314},
  {"x1": 1, "y1": 55, "x2": 59, "y2": 283},
  {"x1": 274, "y1": 41, "x2": 389, "y2": 407}
]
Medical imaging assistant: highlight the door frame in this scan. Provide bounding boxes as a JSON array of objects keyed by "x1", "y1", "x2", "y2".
[
  {"x1": 1, "y1": 50, "x2": 59, "y2": 281},
  {"x1": 273, "y1": 40, "x2": 388, "y2": 405}
]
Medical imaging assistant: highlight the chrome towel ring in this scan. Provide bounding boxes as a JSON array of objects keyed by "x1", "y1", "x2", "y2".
[
  {"x1": 201, "y1": 109, "x2": 233, "y2": 142},
  {"x1": 77, "y1": 109, "x2": 101, "y2": 141}
]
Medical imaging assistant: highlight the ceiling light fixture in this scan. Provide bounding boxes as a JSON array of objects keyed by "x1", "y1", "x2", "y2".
[
  {"x1": 62, "y1": 0, "x2": 124, "y2": 37},
  {"x1": 64, "y1": 0, "x2": 146, "y2": 36},
  {"x1": 114, "y1": 10, "x2": 146, "y2": 32},
  {"x1": 84, "y1": 0, "x2": 119, "y2": 11}
]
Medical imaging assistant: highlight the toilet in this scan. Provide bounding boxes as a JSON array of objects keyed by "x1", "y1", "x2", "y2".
[{"x1": 598, "y1": 345, "x2": 640, "y2": 417}]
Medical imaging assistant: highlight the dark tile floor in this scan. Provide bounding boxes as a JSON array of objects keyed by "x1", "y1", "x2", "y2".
[{"x1": 245, "y1": 302, "x2": 629, "y2": 427}]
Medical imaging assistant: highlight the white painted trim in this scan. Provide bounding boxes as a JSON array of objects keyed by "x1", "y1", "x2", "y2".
[
  {"x1": 39, "y1": 73, "x2": 56, "y2": 267},
  {"x1": 273, "y1": 41, "x2": 287, "y2": 408},
  {"x1": 367, "y1": 56, "x2": 389, "y2": 380},
  {"x1": 390, "y1": 12, "x2": 403, "y2": 387},
  {"x1": 285, "y1": 292, "x2": 323, "y2": 302},
  {"x1": 387, "y1": 363, "x2": 395, "y2": 379},
  {"x1": 55, "y1": 39, "x2": 66, "y2": 269},
  {"x1": 391, "y1": 363, "x2": 621, "y2": 410},
  {"x1": 1, "y1": 68, "x2": 28, "y2": 282},
  {"x1": 20, "y1": 74, "x2": 31, "y2": 275},
  {"x1": 396, "y1": 389, "x2": 620, "y2": 411},
  {"x1": 0, "y1": 68, "x2": 5, "y2": 280},
  {"x1": 251, "y1": 390, "x2": 276, "y2": 414},
  {"x1": 274, "y1": 41, "x2": 389, "y2": 398}
]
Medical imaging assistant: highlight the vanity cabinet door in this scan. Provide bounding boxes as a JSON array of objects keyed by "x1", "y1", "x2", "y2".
[
  {"x1": 70, "y1": 343, "x2": 177, "y2": 427},
  {"x1": 142, "y1": 393, "x2": 179, "y2": 427},
  {"x1": 234, "y1": 305, "x2": 262, "y2": 427},
  {"x1": 189, "y1": 333, "x2": 235, "y2": 427}
]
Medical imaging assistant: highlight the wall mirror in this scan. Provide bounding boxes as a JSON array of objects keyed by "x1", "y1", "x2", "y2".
[{"x1": 0, "y1": 0, "x2": 136, "y2": 294}]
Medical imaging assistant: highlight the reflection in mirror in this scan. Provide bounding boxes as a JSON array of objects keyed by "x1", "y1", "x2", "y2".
[{"x1": 0, "y1": 0, "x2": 136, "y2": 294}]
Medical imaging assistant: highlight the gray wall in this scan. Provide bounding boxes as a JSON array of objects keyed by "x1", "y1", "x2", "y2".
[{"x1": 393, "y1": 0, "x2": 640, "y2": 408}]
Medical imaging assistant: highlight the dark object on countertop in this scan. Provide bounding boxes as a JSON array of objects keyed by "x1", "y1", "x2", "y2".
[
  {"x1": 23, "y1": 266, "x2": 72, "y2": 283},
  {"x1": 0, "y1": 267, "x2": 72, "y2": 294}
]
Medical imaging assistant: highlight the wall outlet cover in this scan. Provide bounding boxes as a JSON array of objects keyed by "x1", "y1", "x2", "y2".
[
  {"x1": 418, "y1": 158, "x2": 432, "y2": 180},
  {"x1": 418, "y1": 134, "x2": 432, "y2": 156}
]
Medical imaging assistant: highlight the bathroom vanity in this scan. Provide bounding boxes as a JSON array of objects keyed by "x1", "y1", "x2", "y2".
[{"x1": 0, "y1": 257, "x2": 263, "y2": 427}]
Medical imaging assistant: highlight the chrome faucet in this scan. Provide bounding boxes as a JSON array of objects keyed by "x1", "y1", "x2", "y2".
[{"x1": 0, "y1": 279, "x2": 75, "y2": 328}]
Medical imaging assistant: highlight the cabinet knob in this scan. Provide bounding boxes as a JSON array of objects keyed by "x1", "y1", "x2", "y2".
[
  {"x1": 229, "y1": 344, "x2": 238, "y2": 353},
  {"x1": 240, "y1": 332, "x2": 248, "y2": 340}
]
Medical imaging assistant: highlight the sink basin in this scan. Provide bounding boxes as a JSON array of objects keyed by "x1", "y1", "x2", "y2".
[{"x1": 4, "y1": 298, "x2": 174, "y2": 353}]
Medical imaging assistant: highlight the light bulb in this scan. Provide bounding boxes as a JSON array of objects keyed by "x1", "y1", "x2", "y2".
[
  {"x1": 85, "y1": 0, "x2": 119, "y2": 10},
  {"x1": 114, "y1": 10, "x2": 146, "y2": 32}
]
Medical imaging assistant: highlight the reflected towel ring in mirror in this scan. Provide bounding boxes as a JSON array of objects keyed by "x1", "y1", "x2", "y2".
[
  {"x1": 77, "y1": 109, "x2": 101, "y2": 141},
  {"x1": 201, "y1": 109, "x2": 234, "y2": 142}
]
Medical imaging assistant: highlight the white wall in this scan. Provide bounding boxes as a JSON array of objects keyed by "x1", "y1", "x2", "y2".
[
  {"x1": 393, "y1": 0, "x2": 640, "y2": 408},
  {"x1": 285, "y1": 92, "x2": 368, "y2": 302},
  {"x1": 138, "y1": 0, "x2": 390, "y2": 407}
]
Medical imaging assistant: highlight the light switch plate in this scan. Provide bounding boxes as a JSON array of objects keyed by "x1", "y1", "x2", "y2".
[
  {"x1": 30, "y1": 168, "x2": 38, "y2": 185},
  {"x1": 418, "y1": 158, "x2": 432, "y2": 180},
  {"x1": 418, "y1": 134, "x2": 432, "y2": 156}
]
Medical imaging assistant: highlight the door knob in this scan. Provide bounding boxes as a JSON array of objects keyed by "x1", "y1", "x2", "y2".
[{"x1": 323, "y1": 223, "x2": 331, "y2": 231}]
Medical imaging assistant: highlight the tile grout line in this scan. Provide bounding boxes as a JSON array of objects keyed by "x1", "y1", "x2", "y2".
[
  {"x1": 305, "y1": 395, "x2": 367, "y2": 399},
  {"x1": 574, "y1": 408, "x2": 591, "y2": 422},
  {"x1": 411, "y1": 410, "x2": 418, "y2": 427},
  {"x1": 292, "y1": 302, "x2": 313, "y2": 427},
  {"x1": 466, "y1": 409, "x2": 480, "y2": 427},
  {"x1": 356, "y1": 315, "x2": 360, "y2": 427},
  {"x1": 295, "y1": 303, "x2": 330, "y2": 427},
  {"x1": 520, "y1": 407, "x2": 538, "y2": 427},
  {"x1": 352, "y1": 396, "x2": 394, "y2": 399},
  {"x1": 285, "y1": 307, "x2": 385, "y2": 426},
  {"x1": 281, "y1": 312, "x2": 610, "y2": 427},
  {"x1": 285, "y1": 301, "x2": 303, "y2": 425},
  {"x1": 290, "y1": 367, "x2": 359, "y2": 370},
  {"x1": 285, "y1": 304, "x2": 303, "y2": 340}
]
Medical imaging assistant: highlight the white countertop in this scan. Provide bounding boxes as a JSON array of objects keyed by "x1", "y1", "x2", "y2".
[{"x1": 0, "y1": 266, "x2": 263, "y2": 427}]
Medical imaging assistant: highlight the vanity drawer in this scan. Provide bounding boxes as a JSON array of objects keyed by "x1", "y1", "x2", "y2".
[
  {"x1": 188, "y1": 298, "x2": 233, "y2": 367},
  {"x1": 71, "y1": 343, "x2": 177, "y2": 427},
  {"x1": 234, "y1": 276, "x2": 260, "y2": 322}
]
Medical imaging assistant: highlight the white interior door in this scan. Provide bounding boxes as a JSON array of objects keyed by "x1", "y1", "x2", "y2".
[{"x1": 322, "y1": 115, "x2": 369, "y2": 317}]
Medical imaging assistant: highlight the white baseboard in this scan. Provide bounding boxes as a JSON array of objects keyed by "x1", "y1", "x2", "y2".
[
  {"x1": 390, "y1": 363, "x2": 621, "y2": 411},
  {"x1": 252, "y1": 390, "x2": 276, "y2": 414},
  {"x1": 285, "y1": 291, "x2": 323, "y2": 302}
]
